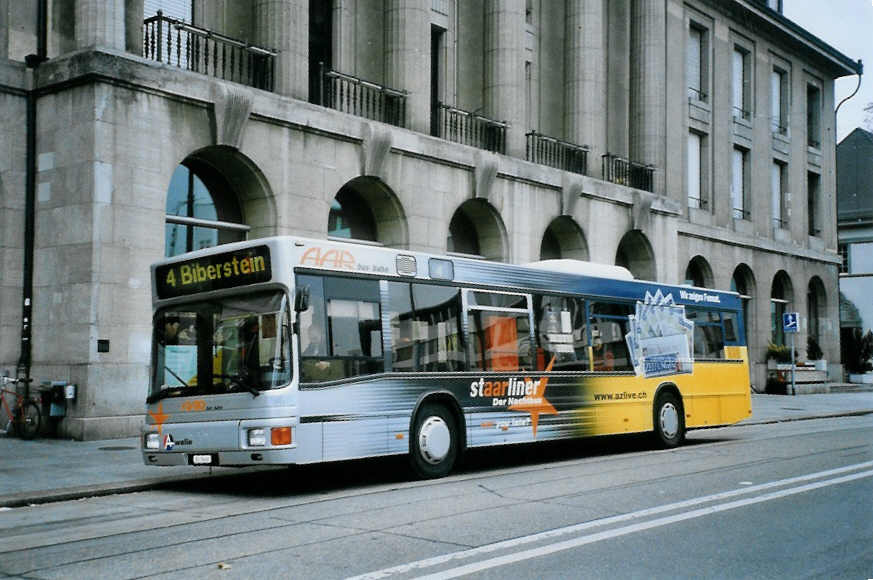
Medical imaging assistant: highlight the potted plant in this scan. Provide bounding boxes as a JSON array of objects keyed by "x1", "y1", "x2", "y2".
[
  {"x1": 806, "y1": 336, "x2": 826, "y2": 371},
  {"x1": 765, "y1": 342, "x2": 792, "y2": 367},
  {"x1": 846, "y1": 329, "x2": 873, "y2": 384}
]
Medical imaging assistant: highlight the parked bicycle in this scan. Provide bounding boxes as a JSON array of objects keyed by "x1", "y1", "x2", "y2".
[{"x1": 1, "y1": 376, "x2": 40, "y2": 439}]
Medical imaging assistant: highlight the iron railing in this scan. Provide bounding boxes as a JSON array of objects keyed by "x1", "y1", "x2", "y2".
[
  {"x1": 525, "y1": 132, "x2": 588, "y2": 175},
  {"x1": 143, "y1": 11, "x2": 276, "y2": 91},
  {"x1": 601, "y1": 154, "x2": 654, "y2": 192},
  {"x1": 432, "y1": 103, "x2": 507, "y2": 154},
  {"x1": 317, "y1": 64, "x2": 407, "y2": 128}
]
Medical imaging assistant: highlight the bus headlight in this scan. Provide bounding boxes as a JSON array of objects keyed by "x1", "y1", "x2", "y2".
[
  {"x1": 144, "y1": 433, "x2": 160, "y2": 450},
  {"x1": 247, "y1": 428, "x2": 266, "y2": 447}
]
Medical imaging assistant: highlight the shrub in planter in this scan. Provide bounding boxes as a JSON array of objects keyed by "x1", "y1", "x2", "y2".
[
  {"x1": 844, "y1": 329, "x2": 873, "y2": 374},
  {"x1": 765, "y1": 342, "x2": 792, "y2": 364},
  {"x1": 806, "y1": 336, "x2": 823, "y2": 362}
]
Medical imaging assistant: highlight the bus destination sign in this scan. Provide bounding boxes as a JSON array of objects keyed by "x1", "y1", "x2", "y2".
[{"x1": 155, "y1": 246, "x2": 271, "y2": 299}]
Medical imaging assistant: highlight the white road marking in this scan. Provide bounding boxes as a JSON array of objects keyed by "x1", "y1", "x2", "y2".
[
  {"x1": 415, "y1": 469, "x2": 873, "y2": 579},
  {"x1": 349, "y1": 461, "x2": 873, "y2": 580}
]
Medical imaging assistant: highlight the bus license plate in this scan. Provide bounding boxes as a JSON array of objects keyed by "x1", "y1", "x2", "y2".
[{"x1": 192, "y1": 454, "x2": 214, "y2": 465}]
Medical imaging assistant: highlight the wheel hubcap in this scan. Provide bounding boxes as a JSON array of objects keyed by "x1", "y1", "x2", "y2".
[
  {"x1": 418, "y1": 416, "x2": 451, "y2": 464},
  {"x1": 659, "y1": 402, "x2": 679, "y2": 439}
]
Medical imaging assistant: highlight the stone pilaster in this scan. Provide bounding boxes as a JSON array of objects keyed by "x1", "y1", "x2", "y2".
[
  {"x1": 254, "y1": 0, "x2": 308, "y2": 100},
  {"x1": 385, "y1": 0, "x2": 429, "y2": 134},
  {"x1": 565, "y1": 0, "x2": 608, "y2": 178},
  {"x1": 484, "y1": 0, "x2": 525, "y2": 157},
  {"x1": 630, "y1": 0, "x2": 666, "y2": 194},
  {"x1": 76, "y1": 0, "x2": 125, "y2": 51}
]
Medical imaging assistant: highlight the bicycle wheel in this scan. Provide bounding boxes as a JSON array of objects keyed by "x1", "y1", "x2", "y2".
[{"x1": 14, "y1": 401, "x2": 41, "y2": 440}]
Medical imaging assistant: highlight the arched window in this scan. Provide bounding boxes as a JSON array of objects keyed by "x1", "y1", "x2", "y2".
[
  {"x1": 684, "y1": 256, "x2": 713, "y2": 287},
  {"x1": 770, "y1": 271, "x2": 794, "y2": 346},
  {"x1": 615, "y1": 231, "x2": 656, "y2": 281},
  {"x1": 328, "y1": 186, "x2": 378, "y2": 241},
  {"x1": 446, "y1": 200, "x2": 507, "y2": 261},
  {"x1": 164, "y1": 164, "x2": 247, "y2": 257},
  {"x1": 731, "y1": 264, "x2": 755, "y2": 344},
  {"x1": 539, "y1": 217, "x2": 588, "y2": 261},
  {"x1": 447, "y1": 210, "x2": 480, "y2": 256}
]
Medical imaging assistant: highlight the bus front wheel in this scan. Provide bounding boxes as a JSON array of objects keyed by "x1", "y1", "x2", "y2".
[
  {"x1": 410, "y1": 403, "x2": 458, "y2": 479},
  {"x1": 653, "y1": 391, "x2": 685, "y2": 448}
]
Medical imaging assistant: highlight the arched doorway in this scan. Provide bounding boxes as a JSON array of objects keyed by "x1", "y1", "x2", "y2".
[
  {"x1": 684, "y1": 255, "x2": 714, "y2": 287},
  {"x1": 539, "y1": 217, "x2": 589, "y2": 260},
  {"x1": 731, "y1": 264, "x2": 756, "y2": 344},
  {"x1": 615, "y1": 231, "x2": 656, "y2": 281},
  {"x1": 807, "y1": 276, "x2": 827, "y2": 346},
  {"x1": 447, "y1": 199, "x2": 508, "y2": 261},
  {"x1": 328, "y1": 177, "x2": 407, "y2": 247},
  {"x1": 770, "y1": 270, "x2": 794, "y2": 346}
]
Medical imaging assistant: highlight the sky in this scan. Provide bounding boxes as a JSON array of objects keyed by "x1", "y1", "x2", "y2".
[{"x1": 782, "y1": 0, "x2": 873, "y2": 142}]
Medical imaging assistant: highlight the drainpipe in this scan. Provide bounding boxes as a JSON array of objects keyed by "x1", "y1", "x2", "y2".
[{"x1": 18, "y1": 0, "x2": 48, "y2": 394}]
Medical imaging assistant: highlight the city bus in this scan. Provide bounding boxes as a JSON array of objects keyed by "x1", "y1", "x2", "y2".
[{"x1": 143, "y1": 237, "x2": 751, "y2": 478}]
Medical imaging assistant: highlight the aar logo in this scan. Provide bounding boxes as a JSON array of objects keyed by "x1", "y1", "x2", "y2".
[{"x1": 163, "y1": 434, "x2": 175, "y2": 450}]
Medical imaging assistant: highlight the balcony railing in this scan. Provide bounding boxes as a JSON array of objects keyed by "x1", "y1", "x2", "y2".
[
  {"x1": 601, "y1": 154, "x2": 654, "y2": 192},
  {"x1": 316, "y1": 64, "x2": 407, "y2": 128},
  {"x1": 526, "y1": 132, "x2": 588, "y2": 175},
  {"x1": 143, "y1": 11, "x2": 276, "y2": 91},
  {"x1": 432, "y1": 103, "x2": 507, "y2": 154}
]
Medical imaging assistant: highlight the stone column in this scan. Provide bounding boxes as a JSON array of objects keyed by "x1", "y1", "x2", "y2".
[
  {"x1": 484, "y1": 0, "x2": 525, "y2": 157},
  {"x1": 124, "y1": 0, "x2": 144, "y2": 55},
  {"x1": 565, "y1": 0, "x2": 608, "y2": 177},
  {"x1": 629, "y1": 0, "x2": 666, "y2": 193},
  {"x1": 385, "y1": 0, "x2": 430, "y2": 133},
  {"x1": 76, "y1": 0, "x2": 126, "y2": 50},
  {"x1": 254, "y1": 0, "x2": 308, "y2": 100}
]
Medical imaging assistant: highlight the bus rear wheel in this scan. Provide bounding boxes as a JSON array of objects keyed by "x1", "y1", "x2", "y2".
[
  {"x1": 410, "y1": 403, "x2": 458, "y2": 479},
  {"x1": 653, "y1": 391, "x2": 685, "y2": 448}
]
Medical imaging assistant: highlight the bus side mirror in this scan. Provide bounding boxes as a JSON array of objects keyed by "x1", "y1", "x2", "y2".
[{"x1": 294, "y1": 286, "x2": 310, "y2": 313}]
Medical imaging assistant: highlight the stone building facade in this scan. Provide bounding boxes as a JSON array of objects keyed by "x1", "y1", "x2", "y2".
[{"x1": 0, "y1": 0, "x2": 861, "y2": 439}]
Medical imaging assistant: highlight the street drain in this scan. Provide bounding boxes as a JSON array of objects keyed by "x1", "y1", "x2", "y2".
[{"x1": 99, "y1": 446, "x2": 136, "y2": 451}]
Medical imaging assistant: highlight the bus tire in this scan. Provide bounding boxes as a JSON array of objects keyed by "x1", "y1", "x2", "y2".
[
  {"x1": 653, "y1": 391, "x2": 685, "y2": 448},
  {"x1": 410, "y1": 403, "x2": 458, "y2": 479}
]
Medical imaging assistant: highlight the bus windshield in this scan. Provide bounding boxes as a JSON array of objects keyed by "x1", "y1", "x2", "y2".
[{"x1": 149, "y1": 290, "x2": 291, "y2": 402}]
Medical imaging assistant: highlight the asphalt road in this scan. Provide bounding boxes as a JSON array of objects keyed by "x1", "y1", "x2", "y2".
[{"x1": 1, "y1": 416, "x2": 871, "y2": 579}]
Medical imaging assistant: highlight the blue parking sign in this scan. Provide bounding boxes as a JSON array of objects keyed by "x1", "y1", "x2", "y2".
[{"x1": 783, "y1": 312, "x2": 799, "y2": 333}]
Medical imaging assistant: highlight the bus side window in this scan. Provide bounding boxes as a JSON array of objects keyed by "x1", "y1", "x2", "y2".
[
  {"x1": 297, "y1": 275, "x2": 384, "y2": 382},
  {"x1": 687, "y1": 309, "x2": 726, "y2": 359},
  {"x1": 534, "y1": 295, "x2": 588, "y2": 371},
  {"x1": 386, "y1": 283, "x2": 464, "y2": 372},
  {"x1": 590, "y1": 302, "x2": 633, "y2": 372}
]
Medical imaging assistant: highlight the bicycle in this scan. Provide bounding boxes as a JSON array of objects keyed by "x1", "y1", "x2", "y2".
[{"x1": 1, "y1": 376, "x2": 40, "y2": 440}]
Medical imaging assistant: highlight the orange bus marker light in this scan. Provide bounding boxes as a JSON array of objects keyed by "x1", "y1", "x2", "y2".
[{"x1": 271, "y1": 427, "x2": 292, "y2": 446}]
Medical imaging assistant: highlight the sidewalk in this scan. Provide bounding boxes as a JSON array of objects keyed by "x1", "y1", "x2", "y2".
[{"x1": 2, "y1": 392, "x2": 872, "y2": 508}]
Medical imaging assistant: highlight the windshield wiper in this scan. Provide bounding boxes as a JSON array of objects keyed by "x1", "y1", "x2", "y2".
[
  {"x1": 147, "y1": 386, "x2": 182, "y2": 404},
  {"x1": 147, "y1": 367, "x2": 190, "y2": 404},
  {"x1": 215, "y1": 373, "x2": 261, "y2": 398}
]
